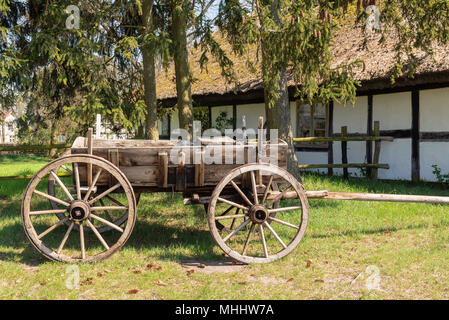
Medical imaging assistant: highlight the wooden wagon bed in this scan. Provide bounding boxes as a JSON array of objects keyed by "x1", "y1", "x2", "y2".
[{"x1": 70, "y1": 136, "x2": 288, "y2": 192}]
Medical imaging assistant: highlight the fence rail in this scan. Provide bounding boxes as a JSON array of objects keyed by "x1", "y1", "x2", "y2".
[
  {"x1": 0, "y1": 143, "x2": 72, "y2": 152},
  {"x1": 297, "y1": 121, "x2": 391, "y2": 180}
]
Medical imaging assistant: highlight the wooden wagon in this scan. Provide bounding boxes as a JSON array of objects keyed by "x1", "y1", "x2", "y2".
[{"x1": 21, "y1": 118, "x2": 315, "y2": 264}]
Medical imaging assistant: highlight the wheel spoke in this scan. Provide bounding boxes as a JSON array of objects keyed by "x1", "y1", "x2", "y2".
[
  {"x1": 267, "y1": 206, "x2": 302, "y2": 214},
  {"x1": 223, "y1": 219, "x2": 251, "y2": 242},
  {"x1": 217, "y1": 197, "x2": 248, "y2": 211},
  {"x1": 230, "y1": 208, "x2": 239, "y2": 230},
  {"x1": 84, "y1": 168, "x2": 103, "y2": 201},
  {"x1": 215, "y1": 214, "x2": 247, "y2": 220},
  {"x1": 50, "y1": 170, "x2": 74, "y2": 201},
  {"x1": 61, "y1": 165, "x2": 72, "y2": 174},
  {"x1": 262, "y1": 176, "x2": 274, "y2": 204},
  {"x1": 268, "y1": 216, "x2": 300, "y2": 230},
  {"x1": 86, "y1": 219, "x2": 110, "y2": 250},
  {"x1": 259, "y1": 225, "x2": 269, "y2": 258},
  {"x1": 263, "y1": 221, "x2": 287, "y2": 249},
  {"x1": 250, "y1": 171, "x2": 258, "y2": 204},
  {"x1": 266, "y1": 186, "x2": 292, "y2": 208},
  {"x1": 105, "y1": 195, "x2": 126, "y2": 207},
  {"x1": 90, "y1": 213, "x2": 124, "y2": 233},
  {"x1": 98, "y1": 198, "x2": 114, "y2": 221},
  {"x1": 80, "y1": 223, "x2": 86, "y2": 260},
  {"x1": 30, "y1": 209, "x2": 67, "y2": 215},
  {"x1": 38, "y1": 217, "x2": 69, "y2": 239},
  {"x1": 33, "y1": 190, "x2": 70, "y2": 207},
  {"x1": 230, "y1": 180, "x2": 253, "y2": 207},
  {"x1": 89, "y1": 183, "x2": 121, "y2": 205},
  {"x1": 73, "y1": 163, "x2": 82, "y2": 200},
  {"x1": 242, "y1": 223, "x2": 256, "y2": 256},
  {"x1": 90, "y1": 206, "x2": 128, "y2": 211},
  {"x1": 57, "y1": 221, "x2": 75, "y2": 254}
]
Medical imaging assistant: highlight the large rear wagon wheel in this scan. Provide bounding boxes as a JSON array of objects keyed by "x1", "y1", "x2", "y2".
[
  {"x1": 22, "y1": 154, "x2": 136, "y2": 263},
  {"x1": 207, "y1": 163, "x2": 309, "y2": 264}
]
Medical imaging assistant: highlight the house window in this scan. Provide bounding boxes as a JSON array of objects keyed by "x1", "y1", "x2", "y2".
[
  {"x1": 159, "y1": 115, "x2": 170, "y2": 139},
  {"x1": 57, "y1": 136, "x2": 67, "y2": 143},
  {"x1": 296, "y1": 102, "x2": 328, "y2": 148},
  {"x1": 7, "y1": 122, "x2": 14, "y2": 132}
]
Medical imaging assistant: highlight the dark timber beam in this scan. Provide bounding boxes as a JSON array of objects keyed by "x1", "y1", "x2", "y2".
[
  {"x1": 411, "y1": 90, "x2": 420, "y2": 182},
  {"x1": 366, "y1": 95, "x2": 373, "y2": 176}
]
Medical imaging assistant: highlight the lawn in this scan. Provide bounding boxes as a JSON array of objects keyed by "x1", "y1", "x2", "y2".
[{"x1": 1, "y1": 154, "x2": 449, "y2": 300}]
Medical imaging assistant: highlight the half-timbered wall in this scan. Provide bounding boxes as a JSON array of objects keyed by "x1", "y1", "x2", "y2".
[{"x1": 165, "y1": 85, "x2": 449, "y2": 182}]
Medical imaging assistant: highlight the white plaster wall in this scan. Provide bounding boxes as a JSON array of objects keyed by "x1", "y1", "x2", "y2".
[
  {"x1": 420, "y1": 87, "x2": 449, "y2": 132},
  {"x1": 419, "y1": 88, "x2": 449, "y2": 180},
  {"x1": 373, "y1": 92, "x2": 411, "y2": 130},
  {"x1": 333, "y1": 96, "x2": 368, "y2": 134},
  {"x1": 420, "y1": 142, "x2": 449, "y2": 181},
  {"x1": 332, "y1": 96, "x2": 368, "y2": 176},
  {"x1": 211, "y1": 105, "x2": 233, "y2": 127},
  {"x1": 332, "y1": 141, "x2": 366, "y2": 176},
  {"x1": 377, "y1": 139, "x2": 411, "y2": 180},
  {"x1": 296, "y1": 151, "x2": 328, "y2": 174},
  {"x1": 372, "y1": 92, "x2": 412, "y2": 180},
  {"x1": 236, "y1": 104, "x2": 266, "y2": 133}
]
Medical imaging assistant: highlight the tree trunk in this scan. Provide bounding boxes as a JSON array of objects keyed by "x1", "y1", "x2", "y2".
[
  {"x1": 1, "y1": 121, "x2": 5, "y2": 143},
  {"x1": 262, "y1": 0, "x2": 301, "y2": 180},
  {"x1": 264, "y1": 69, "x2": 302, "y2": 181},
  {"x1": 142, "y1": 0, "x2": 159, "y2": 140},
  {"x1": 172, "y1": 4, "x2": 193, "y2": 137},
  {"x1": 48, "y1": 120, "x2": 57, "y2": 158}
]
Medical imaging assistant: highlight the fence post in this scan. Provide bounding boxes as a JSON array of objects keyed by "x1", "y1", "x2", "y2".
[
  {"x1": 341, "y1": 126, "x2": 348, "y2": 179},
  {"x1": 371, "y1": 121, "x2": 381, "y2": 180}
]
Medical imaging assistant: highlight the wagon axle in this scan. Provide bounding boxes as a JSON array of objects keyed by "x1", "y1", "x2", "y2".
[{"x1": 69, "y1": 200, "x2": 91, "y2": 222}]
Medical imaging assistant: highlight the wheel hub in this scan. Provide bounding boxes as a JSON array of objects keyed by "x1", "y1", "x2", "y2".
[
  {"x1": 249, "y1": 205, "x2": 269, "y2": 224},
  {"x1": 69, "y1": 200, "x2": 91, "y2": 222}
]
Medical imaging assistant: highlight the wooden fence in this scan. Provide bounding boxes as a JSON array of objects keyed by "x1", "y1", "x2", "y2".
[
  {"x1": 295, "y1": 121, "x2": 393, "y2": 180},
  {"x1": 0, "y1": 143, "x2": 71, "y2": 181}
]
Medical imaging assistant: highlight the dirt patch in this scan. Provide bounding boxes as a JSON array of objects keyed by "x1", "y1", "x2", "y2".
[{"x1": 180, "y1": 259, "x2": 246, "y2": 274}]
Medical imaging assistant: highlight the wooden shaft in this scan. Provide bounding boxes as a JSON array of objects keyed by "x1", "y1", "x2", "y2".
[
  {"x1": 298, "y1": 163, "x2": 389, "y2": 169},
  {"x1": 293, "y1": 136, "x2": 393, "y2": 143}
]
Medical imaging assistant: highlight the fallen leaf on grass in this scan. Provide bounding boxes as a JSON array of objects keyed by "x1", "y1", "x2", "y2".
[
  {"x1": 186, "y1": 270, "x2": 195, "y2": 276},
  {"x1": 127, "y1": 289, "x2": 139, "y2": 294},
  {"x1": 147, "y1": 264, "x2": 162, "y2": 271},
  {"x1": 238, "y1": 281, "x2": 248, "y2": 285},
  {"x1": 133, "y1": 270, "x2": 142, "y2": 274},
  {"x1": 287, "y1": 278, "x2": 294, "y2": 282},
  {"x1": 40, "y1": 282, "x2": 47, "y2": 286},
  {"x1": 315, "y1": 279, "x2": 324, "y2": 283},
  {"x1": 197, "y1": 264, "x2": 206, "y2": 269},
  {"x1": 156, "y1": 280, "x2": 168, "y2": 286},
  {"x1": 306, "y1": 260, "x2": 312, "y2": 268},
  {"x1": 97, "y1": 272, "x2": 103, "y2": 277}
]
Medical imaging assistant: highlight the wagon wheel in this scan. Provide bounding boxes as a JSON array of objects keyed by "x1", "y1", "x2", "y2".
[
  {"x1": 48, "y1": 164, "x2": 130, "y2": 234},
  {"x1": 207, "y1": 163, "x2": 309, "y2": 264},
  {"x1": 22, "y1": 154, "x2": 136, "y2": 263}
]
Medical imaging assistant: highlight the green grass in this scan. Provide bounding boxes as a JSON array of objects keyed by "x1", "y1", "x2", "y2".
[{"x1": 2, "y1": 154, "x2": 449, "y2": 299}]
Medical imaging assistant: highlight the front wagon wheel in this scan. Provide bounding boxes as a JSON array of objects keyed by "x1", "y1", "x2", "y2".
[
  {"x1": 207, "y1": 163, "x2": 309, "y2": 264},
  {"x1": 21, "y1": 154, "x2": 136, "y2": 263}
]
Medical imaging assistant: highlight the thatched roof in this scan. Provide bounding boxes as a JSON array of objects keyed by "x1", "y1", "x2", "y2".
[{"x1": 156, "y1": 25, "x2": 449, "y2": 104}]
